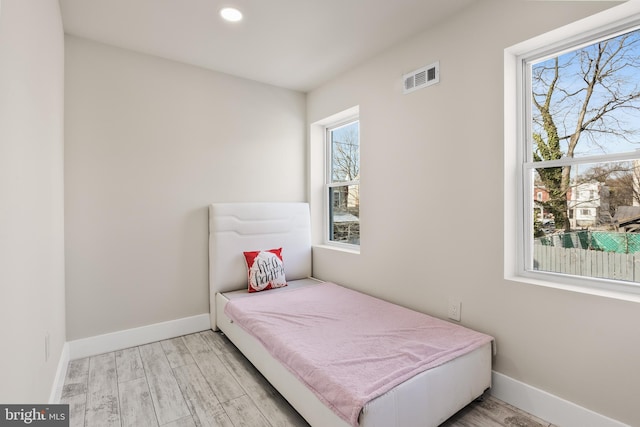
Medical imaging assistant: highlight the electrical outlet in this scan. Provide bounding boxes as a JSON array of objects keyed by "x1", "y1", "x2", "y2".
[{"x1": 448, "y1": 299, "x2": 461, "y2": 322}]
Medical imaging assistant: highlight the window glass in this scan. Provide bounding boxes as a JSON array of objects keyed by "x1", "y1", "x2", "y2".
[
  {"x1": 327, "y1": 120, "x2": 360, "y2": 245},
  {"x1": 526, "y1": 26, "x2": 640, "y2": 284},
  {"x1": 531, "y1": 28, "x2": 640, "y2": 160},
  {"x1": 329, "y1": 121, "x2": 360, "y2": 183}
]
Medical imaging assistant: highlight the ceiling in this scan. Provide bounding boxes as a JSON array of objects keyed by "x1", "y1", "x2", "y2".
[{"x1": 59, "y1": 0, "x2": 476, "y2": 92}]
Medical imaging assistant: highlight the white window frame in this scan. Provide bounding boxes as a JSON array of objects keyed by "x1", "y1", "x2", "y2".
[
  {"x1": 505, "y1": 2, "x2": 640, "y2": 303},
  {"x1": 324, "y1": 117, "x2": 360, "y2": 249}
]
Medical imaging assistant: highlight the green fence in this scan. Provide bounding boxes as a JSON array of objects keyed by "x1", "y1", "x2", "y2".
[{"x1": 538, "y1": 231, "x2": 640, "y2": 254}]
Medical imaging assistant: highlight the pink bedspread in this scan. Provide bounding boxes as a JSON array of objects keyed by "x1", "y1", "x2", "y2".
[{"x1": 224, "y1": 282, "x2": 493, "y2": 426}]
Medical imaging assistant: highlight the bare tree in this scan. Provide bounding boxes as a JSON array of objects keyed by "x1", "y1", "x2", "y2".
[
  {"x1": 332, "y1": 126, "x2": 359, "y2": 182},
  {"x1": 532, "y1": 30, "x2": 640, "y2": 230}
]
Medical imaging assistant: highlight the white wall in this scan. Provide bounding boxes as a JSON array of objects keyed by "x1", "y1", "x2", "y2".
[
  {"x1": 0, "y1": 0, "x2": 66, "y2": 403},
  {"x1": 308, "y1": 1, "x2": 639, "y2": 425},
  {"x1": 64, "y1": 36, "x2": 306, "y2": 340}
]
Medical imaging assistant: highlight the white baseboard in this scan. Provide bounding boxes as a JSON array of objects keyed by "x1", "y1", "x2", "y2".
[
  {"x1": 491, "y1": 371, "x2": 630, "y2": 427},
  {"x1": 49, "y1": 342, "x2": 70, "y2": 403},
  {"x1": 66, "y1": 313, "x2": 211, "y2": 360},
  {"x1": 49, "y1": 314, "x2": 209, "y2": 403}
]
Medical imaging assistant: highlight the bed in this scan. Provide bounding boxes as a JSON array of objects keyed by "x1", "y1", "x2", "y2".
[{"x1": 208, "y1": 202, "x2": 494, "y2": 427}]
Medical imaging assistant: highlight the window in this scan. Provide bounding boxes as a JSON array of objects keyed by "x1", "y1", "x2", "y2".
[
  {"x1": 518, "y1": 19, "x2": 640, "y2": 293},
  {"x1": 326, "y1": 119, "x2": 360, "y2": 246}
]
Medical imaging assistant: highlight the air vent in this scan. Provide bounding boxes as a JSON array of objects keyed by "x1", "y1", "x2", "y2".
[{"x1": 403, "y1": 61, "x2": 439, "y2": 94}]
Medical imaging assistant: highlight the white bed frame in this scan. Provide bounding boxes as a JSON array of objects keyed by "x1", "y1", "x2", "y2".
[{"x1": 209, "y1": 202, "x2": 492, "y2": 427}]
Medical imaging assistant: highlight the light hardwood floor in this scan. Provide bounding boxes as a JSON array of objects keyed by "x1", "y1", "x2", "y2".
[{"x1": 61, "y1": 330, "x2": 556, "y2": 427}]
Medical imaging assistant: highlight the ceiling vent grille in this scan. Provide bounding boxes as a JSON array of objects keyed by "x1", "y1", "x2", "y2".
[{"x1": 403, "y1": 61, "x2": 439, "y2": 94}]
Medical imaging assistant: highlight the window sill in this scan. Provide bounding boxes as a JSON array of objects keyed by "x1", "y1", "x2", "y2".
[
  {"x1": 313, "y1": 243, "x2": 360, "y2": 255},
  {"x1": 506, "y1": 270, "x2": 640, "y2": 304}
]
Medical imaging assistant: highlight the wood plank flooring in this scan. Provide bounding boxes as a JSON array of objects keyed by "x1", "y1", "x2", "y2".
[{"x1": 60, "y1": 331, "x2": 556, "y2": 427}]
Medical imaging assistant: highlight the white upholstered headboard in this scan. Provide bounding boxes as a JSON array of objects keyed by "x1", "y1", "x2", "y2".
[{"x1": 208, "y1": 202, "x2": 312, "y2": 329}]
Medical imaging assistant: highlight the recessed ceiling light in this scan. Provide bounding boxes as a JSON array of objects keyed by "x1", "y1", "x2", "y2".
[{"x1": 220, "y1": 7, "x2": 243, "y2": 22}]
